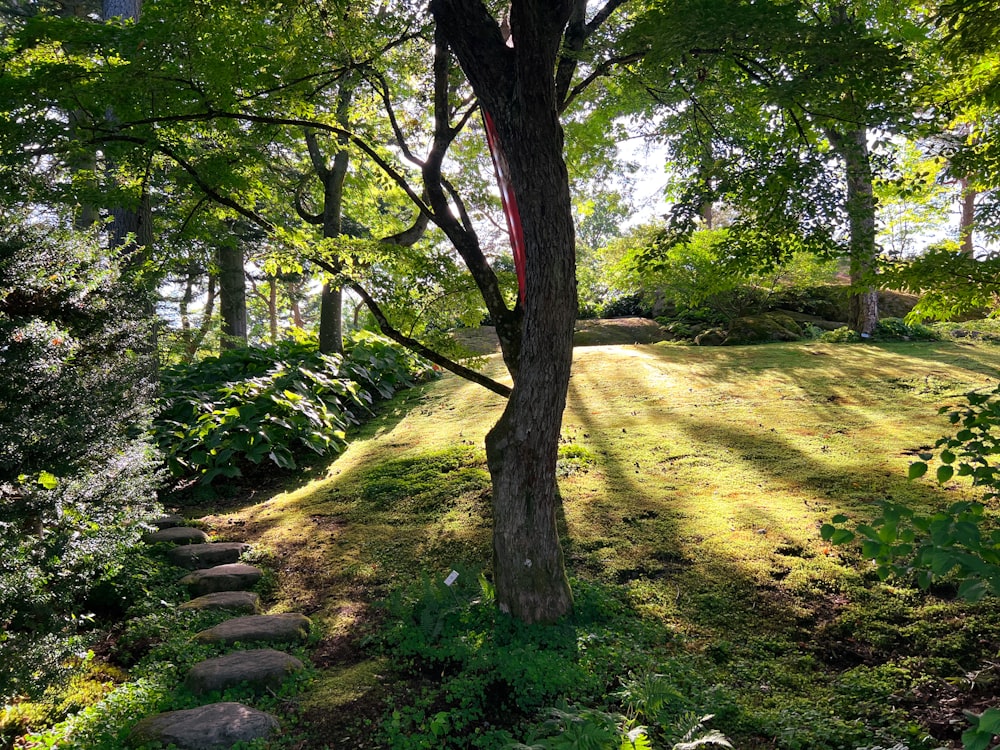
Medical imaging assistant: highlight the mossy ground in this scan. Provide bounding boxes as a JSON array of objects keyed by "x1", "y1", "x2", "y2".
[{"x1": 193, "y1": 338, "x2": 1000, "y2": 748}]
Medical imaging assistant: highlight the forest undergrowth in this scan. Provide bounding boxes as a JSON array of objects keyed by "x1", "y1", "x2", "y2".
[{"x1": 180, "y1": 338, "x2": 1000, "y2": 749}]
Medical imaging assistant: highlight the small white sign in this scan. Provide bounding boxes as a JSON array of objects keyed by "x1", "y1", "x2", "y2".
[{"x1": 444, "y1": 570, "x2": 459, "y2": 587}]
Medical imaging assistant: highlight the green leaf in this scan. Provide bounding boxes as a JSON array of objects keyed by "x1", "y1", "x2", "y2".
[
  {"x1": 908, "y1": 462, "x2": 928, "y2": 479},
  {"x1": 830, "y1": 528, "x2": 855, "y2": 545},
  {"x1": 831, "y1": 513, "x2": 849, "y2": 523},
  {"x1": 979, "y1": 708, "x2": 1000, "y2": 736},
  {"x1": 937, "y1": 465, "x2": 955, "y2": 483},
  {"x1": 958, "y1": 578, "x2": 989, "y2": 603},
  {"x1": 37, "y1": 471, "x2": 58, "y2": 490},
  {"x1": 941, "y1": 449, "x2": 956, "y2": 464}
]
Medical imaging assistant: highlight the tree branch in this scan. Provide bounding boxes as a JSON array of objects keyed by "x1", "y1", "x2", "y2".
[{"x1": 347, "y1": 281, "x2": 511, "y2": 398}]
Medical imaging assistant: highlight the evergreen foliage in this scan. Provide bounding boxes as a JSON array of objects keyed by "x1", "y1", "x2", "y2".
[{"x1": 0, "y1": 218, "x2": 161, "y2": 703}]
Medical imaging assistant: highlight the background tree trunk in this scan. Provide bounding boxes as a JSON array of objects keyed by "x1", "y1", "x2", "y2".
[
  {"x1": 960, "y1": 176, "x2": 977, "y2": 256},
  {"x1": 828, "y1": 126, "x2": 879, "y2": 336},
  {"x1": 318, "y1": 282, "x2": 343, "y2": 353},
  {"x1": 316, "y1": 85, "x2": 353, "y2": 355},
  {"x1": 218, "y1": 244, "x2": 247, "y2": 349}
]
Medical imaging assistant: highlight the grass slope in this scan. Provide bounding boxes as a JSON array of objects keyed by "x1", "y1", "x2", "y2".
[{"x1": 200, "y1": 339, "x2": 1000, "y2": 749}]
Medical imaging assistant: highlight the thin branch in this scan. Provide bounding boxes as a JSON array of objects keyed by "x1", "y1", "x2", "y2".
[
  {"x1": 368, "y1": 69, "x2": 423, "y2": 166},
  {"x1": 560, "y1": 51, "x2": 643, "y2": 112},
  {"x1": 100, "y1": 135, "x2": 278, "y2": 232},
  {"x1": 347, "y1": 281, "x2": 511, "y2": 399},
  {"x1": 110, "y1": 110, "x2": 435, "y2": 223}
]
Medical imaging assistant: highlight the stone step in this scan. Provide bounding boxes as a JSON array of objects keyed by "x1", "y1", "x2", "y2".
[
  {"x1": 185, "y1": 648, "x2": 304, "y2": 695},
  {"x1": 148, "y1": 513, "x2": 186, "y2": 529},
  {"x1": 194, "y1": 613, "x2": 312, "y2": 647},
  {"x1": 168, "y1": 542, "x2": 249, "y2": 570},
  {"x1": 144, "y1": 526, "x2": 209, "y2": 545},
  {"x1": 179, "y1": 591, "x2": 262, "y2": 615},
  {"x1": 129, "y1": 701, "x2": 278, "y2": 749},
  {"x1": 180, "y1": 564, "x2": 262, "y2": 597}
]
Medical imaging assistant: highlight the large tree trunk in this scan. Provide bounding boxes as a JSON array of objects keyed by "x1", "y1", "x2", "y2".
[
  {"x1": 218, "y1": 244, "x2": 247, "y2": 349},
  {"x1": 433, "y1": 0, "x2": 576, "y2": 623},
  {"x1": 103, "y1": 0, "x2": 150, "y2": 266},
  {"x1": 828, "y1": 126, "x2": 878, "y2": 336}
]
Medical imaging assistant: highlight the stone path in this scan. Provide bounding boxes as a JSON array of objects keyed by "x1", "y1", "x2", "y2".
[{"x1": 129, "y1": 513, "x2": 312, "y2": 749}]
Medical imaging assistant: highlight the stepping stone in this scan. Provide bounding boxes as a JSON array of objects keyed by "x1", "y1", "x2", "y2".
[
  {"x1": 185, "y1": 649, "x2": 304, "y2": 695},
  {"x1": 180, "y1": 564, "x2": 262, "y2": 597},
  {"x1": 168, "y1": 542, "x2": 249, "y2": 570},
  {"x1": 194, "y1": 613, "x2": 312, "y2": 647},
  {"x1": 179, "y1": 591, "x2": 262, "y2": 615},
  {"x1": 129, "y1": 701, "x2": 277, "y2": 749},
  {"x1": 149, "y1": 513, "x2": 185, "y2": 529},
  {"x1": 144, "y1": 526, "x2": 209, "y2": 545}
]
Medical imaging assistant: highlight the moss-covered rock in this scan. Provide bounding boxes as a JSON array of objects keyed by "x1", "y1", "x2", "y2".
[{"x1": 725, "y1": 313, "x2": 802, "y2": 345}]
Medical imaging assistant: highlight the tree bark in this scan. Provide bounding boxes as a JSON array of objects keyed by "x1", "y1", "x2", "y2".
[
  {"x1": 314, "y1": 84, "x2": 353, "y2": 355},
  {"x1": 268, "y1": 277, "x2": 279, "y2": 343},
  {"x1": 432, "y1": 0, "x2": 576, "y2": 623},
  {"x1": 960, "y1": 176, "x2": 976, "y2": 256},
  {"x1": 318, "y1": 282, "x2": 343, "y2": 353},
  {"x1": 218, "y1": 244, "x2": 247, "y2": 349},
  {"x1": 827, "y1": 126, "x2": 878, "y2": 336}
]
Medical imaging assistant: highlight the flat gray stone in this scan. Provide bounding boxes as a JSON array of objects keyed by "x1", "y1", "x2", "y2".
[
  {"x1": 180, "y1": 564, "x2": 262, "y2": 597},
  {"x1": 194, "y1": 613, "x2": 312, "y2": 646},
  {"x1": 179, "y1": 591, "x2": 262, "y2": 615},
  {"x1": 185, "y1": 649, "x2": 304, "y2": 695},
  {"x1": 149, "y1": 513, "x2": 185, "y2": 529},
  {"x1": 129, "y1": 701, "x2": 277, "y2": 749},
  {"x1": 168, "y1": 542, "x2": 249, "y2": 570},
  {"x1": 144, "y1": 526, "x2": 209, "y2": 545}
]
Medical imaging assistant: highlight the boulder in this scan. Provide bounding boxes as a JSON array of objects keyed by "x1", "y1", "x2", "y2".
[
  {"x1": 129, "y1": 702, "x2": 277, "y2": 749},
  {"x1": 725, "y1": 313, "x2": 802, "y2": 345},
  {"x1": 148, "y1": 513, "x2": 185, "y2": 530},
  {"x1": 180, "y1": 564, "x2": 262, "y2": 597},
  {"x1": 144, "y1": 526, "x2": 209, "y2": 545},
  {"x1": 184, "y1": 649, "x2": 304, "y2": 695},
  {"x1": 194, "y1": 613, "x2": 312, "y2": 647},
  {"x1": 693, "y1": 327, "x2": 727, "y2": 346},
  {"x1": 179, "y1": 591, "x2": 262, "y2": 615},
  {"x1": 168, "y1": 542, "x2": 249, "y2": 570}
]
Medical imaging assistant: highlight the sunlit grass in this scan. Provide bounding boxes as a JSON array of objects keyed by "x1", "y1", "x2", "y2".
[{"x1": 198, "y1": 339, "x2": 1000, "y2": 747}]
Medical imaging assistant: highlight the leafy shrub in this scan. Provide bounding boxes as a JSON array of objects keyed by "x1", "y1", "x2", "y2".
[
  {"x1": 0, "y1": 220, "x2": 161, "y2": 704},
  {"x1": 601, "y1": 293, "x2": 654, "y2": 319},
  {"x1": 154, "y1": 331, "x2": 432, "y2": 485},
  {"x1": 873, "y1": 318, "x2": 938, "y2": 342},
  {"x1": 824, "y1": 385, "x2": 1000, "y2": 600},
  {"x1": 818, "y1": 326, "x2": 862, "y2": 343},
  {"x1": 374, "y1": 572, "x2": 726, "y2": 749}
]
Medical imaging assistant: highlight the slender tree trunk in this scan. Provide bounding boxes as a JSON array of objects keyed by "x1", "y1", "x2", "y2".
[
  {"x1": 218, "y1": 244, "x2": 247, "y2": 349},
  {"x1": 827, "y1": 126, "x2": 878, "y2": 336},
  {"x1": 319, "y1": 282, "x2": 343, "y2": 353},
  {"x1": 960, "y1": 176, "x2": 977, "y2": 256},
  {"x1": 185, "y1": 274, "x2": 216, "y2": 360},
  {"x1": 289, "y1": 283, "x2": 305, "y2": 328},
  {"x1": 268, "y1": 277, "x2": 279, "y2": 343},
  {"x1": 315, "y1": 85, "x2": 353, "y2": 355},
  {"x1": 434, "y1": 0, "x2": 576, "y2": 623}
]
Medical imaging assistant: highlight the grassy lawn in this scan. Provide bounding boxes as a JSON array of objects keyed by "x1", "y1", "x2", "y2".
[{"x1": 198, "y1": 339, "x2": 1000, "y2": 749}]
